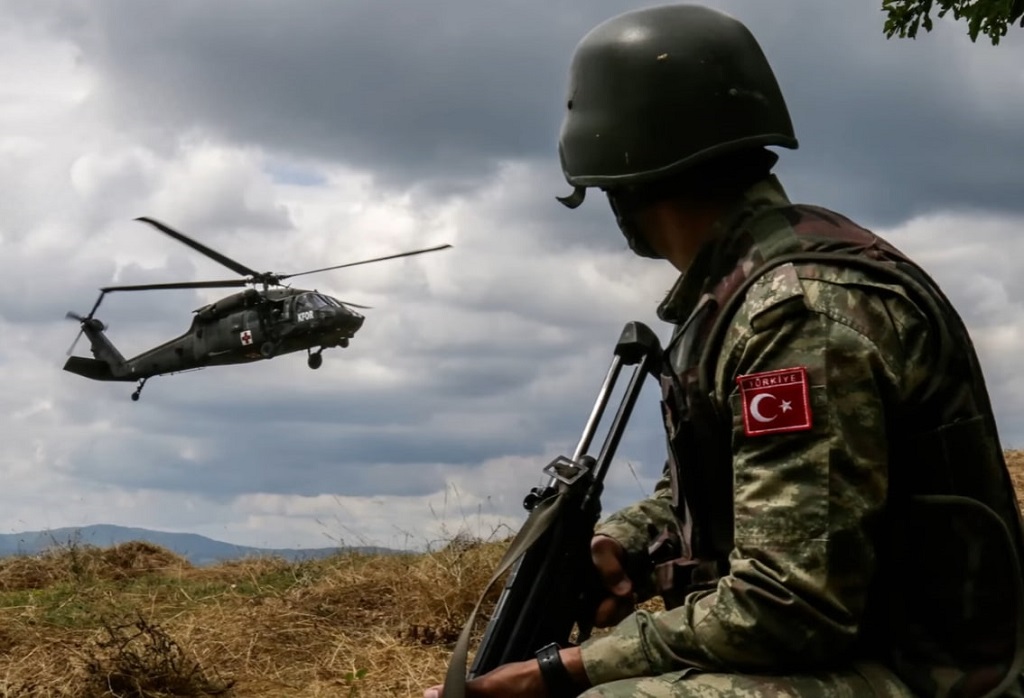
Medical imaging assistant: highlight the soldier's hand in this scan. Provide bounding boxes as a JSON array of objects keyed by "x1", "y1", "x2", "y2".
[
  {"x1": 590, "y1": 534, "x2": 636, "y2": 627},
  {"x1": 422, "y1": 660, "x2": 541, "y2": 698},
  {"x1": 423, "y1": 647, "x2": 589, "y2": 697}
]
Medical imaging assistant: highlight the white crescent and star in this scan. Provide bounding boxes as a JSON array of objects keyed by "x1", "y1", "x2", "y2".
[{"x1": 749, "y1": 393, "x2": 794, "y2": 423}]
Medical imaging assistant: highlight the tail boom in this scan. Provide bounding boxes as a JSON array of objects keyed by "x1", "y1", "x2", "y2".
[{"x1": 63, "y1": 356, "x2": 133, "y2": 382}]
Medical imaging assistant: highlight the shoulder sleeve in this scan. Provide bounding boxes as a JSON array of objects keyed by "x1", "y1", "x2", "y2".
[{"x1": 578, "y1": 264, "x2": 933, "y2": 684}]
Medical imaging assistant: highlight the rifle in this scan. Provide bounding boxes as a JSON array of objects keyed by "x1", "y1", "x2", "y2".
[{"x1": 442, "y1": 320, "x2": 662, "y2": 697}]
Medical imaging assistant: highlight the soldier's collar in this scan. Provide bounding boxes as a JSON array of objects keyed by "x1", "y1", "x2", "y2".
[
  {"x1": 709, "y1": 174, "x2": 791, "y2": 240},
  {"x1": 656, "y1": 175, "x2": 791, "y2": 323}
]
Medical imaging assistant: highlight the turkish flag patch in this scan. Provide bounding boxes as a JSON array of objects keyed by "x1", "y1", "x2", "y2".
[{"x1": 737, "y1": 366, "x2": 813, "y2": 437}]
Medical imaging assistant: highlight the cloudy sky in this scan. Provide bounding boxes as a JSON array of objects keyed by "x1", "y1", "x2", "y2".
[{"x1": 1, "y1": 0, "x2": 1023, "y2": 553}]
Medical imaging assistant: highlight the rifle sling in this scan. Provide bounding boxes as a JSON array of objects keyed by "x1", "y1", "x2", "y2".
[{"x1": 442, "y1": 488, "x2": 569, "y2": 698}]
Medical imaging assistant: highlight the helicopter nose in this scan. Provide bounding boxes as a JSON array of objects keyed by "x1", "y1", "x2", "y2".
[{"x1": 332, "y1": 308, "x2": 363, "y2": 331}]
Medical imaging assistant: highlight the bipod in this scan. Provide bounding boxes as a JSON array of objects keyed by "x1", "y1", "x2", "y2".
[
  {"x1": 521, "y1": 322, "x2": 661, "y2": 513},
  {"x1": 452, "y1": 320, "x2": 663, "y2": 686}
]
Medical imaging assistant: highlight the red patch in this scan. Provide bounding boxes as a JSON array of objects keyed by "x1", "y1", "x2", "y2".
[{"x1": 737, "y1": 367, "x2": 813, "y2": 437}]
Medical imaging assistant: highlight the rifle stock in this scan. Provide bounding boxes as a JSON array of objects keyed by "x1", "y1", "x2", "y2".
[{"x1": 442, "y1": 321, "x2": 662, "y2": 696}]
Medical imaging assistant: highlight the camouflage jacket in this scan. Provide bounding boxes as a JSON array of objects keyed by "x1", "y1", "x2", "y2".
[{"x1": 578, "y1": 176, "x2": 1024, "y2": 696}]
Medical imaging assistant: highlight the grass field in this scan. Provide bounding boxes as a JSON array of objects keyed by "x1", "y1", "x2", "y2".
[{"x1": 3, "y1": 450, "x2": 1023, "y2": 697}]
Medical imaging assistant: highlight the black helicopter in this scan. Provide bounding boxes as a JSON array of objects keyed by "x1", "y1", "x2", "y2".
[{"x1": 64, "y1": 217, "x2": 451, "y2": 401}]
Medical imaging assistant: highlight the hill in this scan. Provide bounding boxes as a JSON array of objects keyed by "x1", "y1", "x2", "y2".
[
  {"x1": 0, "y1": 451, "x2": 1020, "y2": 696},
  {"x1": 0, "y1": 527, "x2": 503, "y2": 697},
  {"x1": 0, "y1": 524, "x2": 395, "y2": 566}
]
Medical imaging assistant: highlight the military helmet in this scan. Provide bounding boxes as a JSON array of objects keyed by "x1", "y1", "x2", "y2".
[{"x1": 556, "y1": 4, "x2": 798, "y2": 208}]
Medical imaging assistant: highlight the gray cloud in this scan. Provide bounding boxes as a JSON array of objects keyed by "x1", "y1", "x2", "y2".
[
  {"x1": 13, "y1": 0, "x2": 1024, "y2": 224},
  {"x1": 1, "y1": 1, "x2": 1023, "y2": 550},
  {"x1": 26, "y1": 154, "x2": 676, "y2": 506},
  {"x1": 54, "y1": 314, "x2": 670, "y2": 500}
]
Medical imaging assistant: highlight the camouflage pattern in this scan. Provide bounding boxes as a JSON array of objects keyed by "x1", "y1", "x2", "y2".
[
  {"x1": 578, "y1": 662, "x2": 912, "y2": 697},
  {"x1": 578, "y1": 175, "x2": 1024, "y2": 696}
]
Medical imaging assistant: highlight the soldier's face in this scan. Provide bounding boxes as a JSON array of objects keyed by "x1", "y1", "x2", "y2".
[{"x1": 607, "y1": 190, "x2": 665, "y2": 260}]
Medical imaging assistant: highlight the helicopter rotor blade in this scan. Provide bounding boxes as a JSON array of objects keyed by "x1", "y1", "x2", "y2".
[
  {"x1": 86, "y1": 290, "x2": 106, "y2": 319},
  {"x1": 101, "y1": 279, "x2": 250, "y2": 293},
  {"x1": 65, "y1": 290, "x2": 108, "y2": 356},
  {"x1": 66, "y1": 326, "x2": 86, "y2": 356},
  {"x1": 337, "y1": 301, "x2": 372, "y2": 310},
  {"x1": 278, "y1": 243, "x2": 453, "y2": 280},
  {"x1": 135, "y1": 217, "x2": 260, "y2": 279}
]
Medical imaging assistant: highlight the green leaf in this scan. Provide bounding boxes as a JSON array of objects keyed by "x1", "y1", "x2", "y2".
[{"x1": 881, "y1": 0, "x2": 1022, "y2": 44}]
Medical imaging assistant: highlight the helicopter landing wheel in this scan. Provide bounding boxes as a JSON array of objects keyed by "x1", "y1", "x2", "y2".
[
  {"x1": 131, "y1": 377, "x2": 148, "y2": 402},
  {"x1": 307, "y1": 351, "x2": 323, "y2": 370},
  {"x1": 260, "y1": 341, "x2": 277, "y2": 359},
  {"x1": 340, "y1": 338, "x2": 349, "y2": 348}
]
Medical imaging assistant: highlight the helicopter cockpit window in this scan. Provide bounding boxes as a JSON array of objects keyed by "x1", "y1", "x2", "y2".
[
  {"x1": 296, "y1": 293, "x2": 328, "y2": 310},
  {"x1": 307, "y1": 294, "x2": 332, "y2": 310},
  {"x1": 318, "y1": 294, "x2": 342, "y2": 308}
]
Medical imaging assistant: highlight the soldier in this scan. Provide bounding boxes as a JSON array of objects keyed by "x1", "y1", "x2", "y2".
[{"x1": 425, "y1": 4, "x2": 1024, "y2": 697}]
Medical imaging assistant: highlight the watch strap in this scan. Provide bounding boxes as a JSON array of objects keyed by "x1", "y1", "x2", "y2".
[{"x1": 535, "y1": 642, "x2": 578, "y2": 696}]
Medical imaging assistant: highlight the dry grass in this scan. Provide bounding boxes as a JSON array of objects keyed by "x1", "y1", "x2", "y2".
[
  {"x1": 1006, "y1": 450, "x2": 1024, "y2": 497},
  {"x1": 0, "y1": 532, "x2": 507, "y2": 697},
  {"x1": 2, "y1": 451, "x2": 1023, "y2": 696}
]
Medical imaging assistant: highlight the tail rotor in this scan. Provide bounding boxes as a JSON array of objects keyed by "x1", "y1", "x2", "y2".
[{"x1": 65, "y1": 291, "x2": 107, "y2": 356}]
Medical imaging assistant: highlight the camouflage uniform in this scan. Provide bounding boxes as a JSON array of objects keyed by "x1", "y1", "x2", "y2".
[{"x1": 575, "y1": 175, "x2": 1024, "y2": 697}]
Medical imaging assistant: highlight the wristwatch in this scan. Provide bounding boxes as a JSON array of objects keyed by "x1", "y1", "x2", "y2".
[{"x1": 535, "y1": 642, "x2": 578, "y2": 697}]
